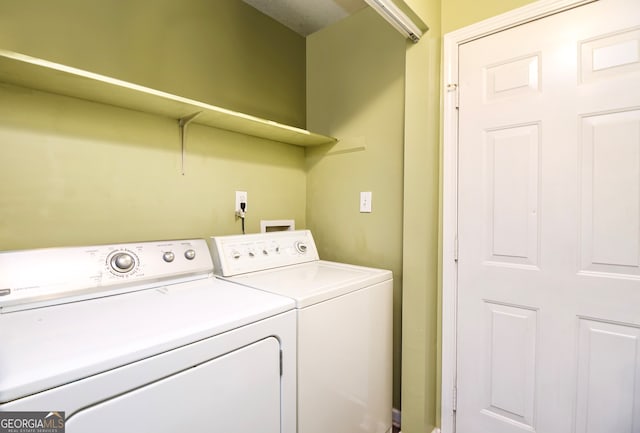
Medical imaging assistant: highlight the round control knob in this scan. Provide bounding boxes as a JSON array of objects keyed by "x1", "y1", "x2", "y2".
[
  {"x1": 163, "y1": 251, "x2": 175, "y2": 262},
  {"x1": 262, "y1": 249, "x2": 268, "y2": 255},
  {"x1": 248, "y1": 250, "x2": 255, "y2": 257},
  {"x1": 111, "y1": 252, "x2": 135, "y2": 273},
  {"x1": 295, "y1": 241, "x2": 308, "y2": 254},
  {"x1": 184, "y1": 249, "x2": 196, "y2": 260},
  {"x1": 232, "y1": 250, "x2": 241, "y2": 260}
]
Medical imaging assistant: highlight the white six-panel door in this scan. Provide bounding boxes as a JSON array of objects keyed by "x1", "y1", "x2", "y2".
[{"x1": 456, "y1": 0, "x2": 640, "y2": 431}]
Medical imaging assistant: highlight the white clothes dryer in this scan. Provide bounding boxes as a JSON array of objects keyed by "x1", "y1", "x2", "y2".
[
  {"x1": 0, "y1": 239, "x2": 296, "y2": 433},
  {"x1": 210, "y1": 230, "x2": 393, "y2": 433}
]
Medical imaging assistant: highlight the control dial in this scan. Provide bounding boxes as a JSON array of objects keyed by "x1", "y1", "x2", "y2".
[
  {"x1": 110, "y1": 252, "x2": 136, "y2": 273},
  {"x1": 294, "y1": 241, "x2": 308, "y2": 254},
  {"x1": 184, "y1": 249, "x2": 196, "y2": 260}
]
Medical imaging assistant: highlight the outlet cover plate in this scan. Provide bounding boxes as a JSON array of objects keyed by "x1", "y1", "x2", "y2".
[{"x1": 235, "y1": 191, "x2": 247, "y2": 213}]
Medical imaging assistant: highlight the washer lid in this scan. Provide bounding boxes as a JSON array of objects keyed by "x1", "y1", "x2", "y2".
[
  {"x1": 0, "y1": 277, "x2": 294, "y2": 403},
  {"x1": 225, "y1": 260, "x2": 392, "y2": 308}
]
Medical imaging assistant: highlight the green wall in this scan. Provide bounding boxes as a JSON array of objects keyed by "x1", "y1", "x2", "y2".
[
  {"x1": 401, "y1": 0, "x2": 441, "y2": 430},
  {"x1": 0, "y1": 0, "x2": 305, "y2": 127},
  {"x1": 441, "y1": 0, "x2": 538, "y2": 34},
  {"x1": 306, "y1": 7, "x2": 406, "y2": 408},
  {"x1": 0, "y1": 0, "x2": 307, "y2": 249}
]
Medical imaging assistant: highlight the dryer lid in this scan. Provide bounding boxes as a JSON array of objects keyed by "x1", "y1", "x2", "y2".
[{"x1": 0, "y1": 277, "x2": 294, "y2": 403}]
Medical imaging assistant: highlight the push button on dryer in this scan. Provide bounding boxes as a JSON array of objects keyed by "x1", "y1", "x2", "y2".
[{"x1": 163, "y1": 252, "x2": 175, "y2": 263}]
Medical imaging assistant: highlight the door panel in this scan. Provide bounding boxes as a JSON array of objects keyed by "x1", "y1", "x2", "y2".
[
  {"x1": 484, "y1": 124, "x2": 540, "y2": 268},
  {"x1": 482, "y1": 302, "x2": 537, "y2": 428},
  {"x1": 580, "y1": 109, "x2": 640, "y2": 276},
  {"x1": 580, "y1": 27, "x2": 640, "y2": 83},
  {"x1": 575, "y1": 319, "x2": 640, "y2": 433},
  {"x1": 66, "y1": 337, "x2": 281, "y2": 433},
  {"x1": 457, "y1": 0, "x2": 640, "y2": 432}
]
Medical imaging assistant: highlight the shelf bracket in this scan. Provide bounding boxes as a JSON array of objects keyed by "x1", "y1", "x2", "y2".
[{"x1": 178, "y1": 112, "x2": 202, "y2": 175}]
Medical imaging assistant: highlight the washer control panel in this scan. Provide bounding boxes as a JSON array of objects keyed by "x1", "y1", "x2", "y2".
[
  {"x1": 210, "y1": 230, "x2": 319, "y2": 277},
  {"x1": 0, "y1": 239, "x2": 212, "y2": 312}
]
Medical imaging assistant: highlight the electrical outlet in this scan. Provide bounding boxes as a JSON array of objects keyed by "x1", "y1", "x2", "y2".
[
  {"x1": 235, "y1": 191, "x2": 247, "y2": 214},
  {"x1": 360, "y1": 191, "x2": 372, "y2": 213}
]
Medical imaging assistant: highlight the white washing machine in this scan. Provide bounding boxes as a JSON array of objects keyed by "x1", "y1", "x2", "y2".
[
  {"x1": 210, "y1": 230, "x2": 393, "y2": 433},
  {"x1": 0, "y1": 238, "x2": 296, "y2": 433}
]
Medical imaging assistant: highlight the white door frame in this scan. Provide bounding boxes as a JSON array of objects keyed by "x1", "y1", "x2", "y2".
[{"x1": 440, "y1": 1, "x2": 594, "y2": 432}]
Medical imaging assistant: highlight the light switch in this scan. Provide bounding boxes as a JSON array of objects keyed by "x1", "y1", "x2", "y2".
[{"x1": 360, "y1": 191, "x2": 372, "y2": 213}]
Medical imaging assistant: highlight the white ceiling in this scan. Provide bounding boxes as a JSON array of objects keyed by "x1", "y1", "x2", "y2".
[{"x1": 243, "y1": 0, "x2": 368, "y2": 36}]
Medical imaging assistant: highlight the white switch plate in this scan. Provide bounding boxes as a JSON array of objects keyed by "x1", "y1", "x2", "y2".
[
  {"x1": 360, "y1": 191, "x2": 372, "y2": 213},
  {"x1": 235, "y1": 191, "x2": 247, "y2": 213}
]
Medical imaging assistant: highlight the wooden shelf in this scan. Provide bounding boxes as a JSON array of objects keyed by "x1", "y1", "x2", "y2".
[{"x1": 0, "y1": 50, "x2": 337, "y2": 147}]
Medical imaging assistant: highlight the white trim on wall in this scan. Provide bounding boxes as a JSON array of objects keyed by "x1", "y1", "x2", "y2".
[{"x1": 440, "y1": 1, "x2": 594, "y2": 432}]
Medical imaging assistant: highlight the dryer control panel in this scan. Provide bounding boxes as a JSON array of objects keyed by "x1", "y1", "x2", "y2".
[
  {"x1": 0, "y1": 239, "x2": 212, "y2": 313},
  {"x1": 210, "y1": 230, "x2": 319, "y2": 277}
]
